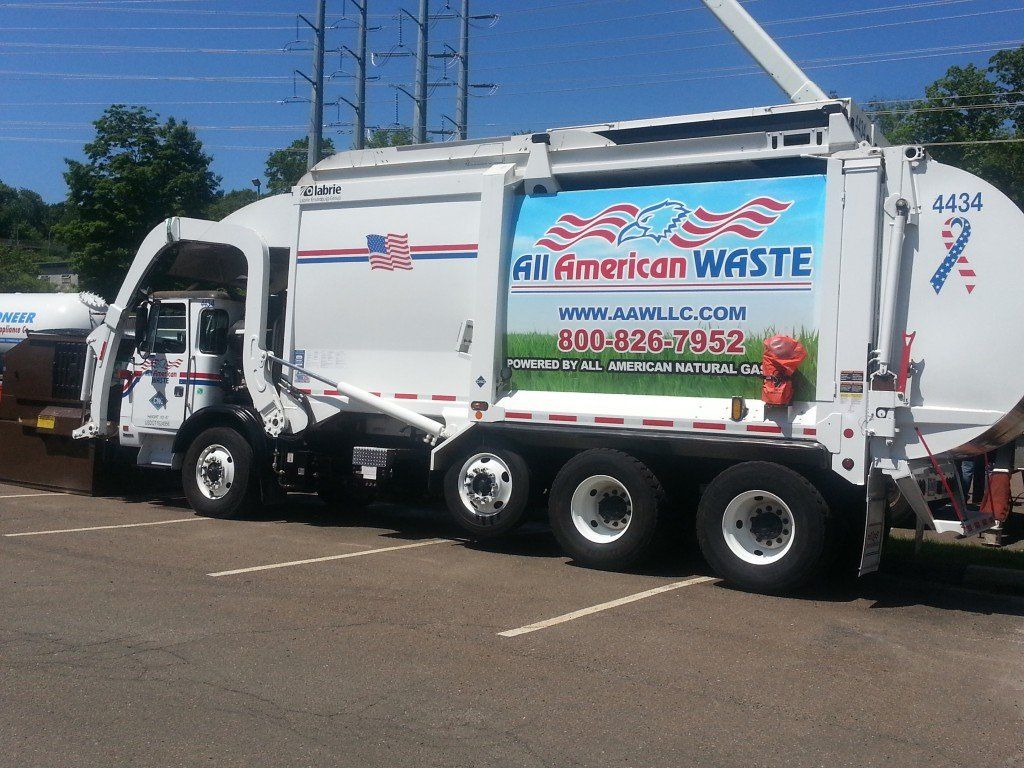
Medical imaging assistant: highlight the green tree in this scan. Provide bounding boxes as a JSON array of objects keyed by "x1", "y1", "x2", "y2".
[
  {"x1": 872, "y1": 48, "x2": 1024, "y2": 207},
  {"x1": 206, "y1": 188, "x2": 258, "y2": 221},
  {"x1": 264, "y1": 136, "x2": 336, "y2": 195},
  {"x1": 54, "y1": 105, "x2": 220, "y2": 299},
  {"x1": 0, "y1": 245, "x2": 53, "y2": 292},
  {"x1": 0, "y1": 180, "x2": 51, "y2": 243},
  {"x1": 364, "y1": 127, "x2": 413, "y2": 148}
]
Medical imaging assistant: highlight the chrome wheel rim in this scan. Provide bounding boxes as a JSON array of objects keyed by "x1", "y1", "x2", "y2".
[
  {"x1": 196, "y1": 443, "x2": 235, "y2": 500},
  {"x1": 457, "y1": 453, "x2": 514, "y2": 517}
]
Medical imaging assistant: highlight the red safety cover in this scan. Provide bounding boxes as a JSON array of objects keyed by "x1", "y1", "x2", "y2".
[{"x1": 762, "y1": 334, "x2": 807, "y2": 406}]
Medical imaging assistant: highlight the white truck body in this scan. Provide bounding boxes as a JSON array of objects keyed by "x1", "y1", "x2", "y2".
[{"x1": 67, "y1": 2, "x2": 1024, "y2": 591}]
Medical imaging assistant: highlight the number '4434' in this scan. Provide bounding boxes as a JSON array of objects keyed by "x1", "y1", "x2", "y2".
[{"x1": 933, "y1": 193, "x2": 983, "y2": 214}]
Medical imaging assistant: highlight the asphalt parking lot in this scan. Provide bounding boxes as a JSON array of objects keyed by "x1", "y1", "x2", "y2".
[{"x1": 2, "y1": 480, "x2": 1023, "y2": 768}]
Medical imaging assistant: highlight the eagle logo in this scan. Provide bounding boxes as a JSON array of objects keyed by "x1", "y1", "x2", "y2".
[{"x1": 616, "y1": 200, "x2": 692, "y2": 245}]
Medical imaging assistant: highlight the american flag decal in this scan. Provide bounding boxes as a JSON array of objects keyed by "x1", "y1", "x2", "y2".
[
  {"x1": 534, "y1": 197, "x2": 792, "y2": 252},
  {"x1": 667, "y1": 197, "x2": 792, "y2": 248},
  {"x1": 535, "y1": 204, "x2": 642, "y2": 252},
  {"x1": 366, "y1": 233, "x2": 413, "y2": 271}
]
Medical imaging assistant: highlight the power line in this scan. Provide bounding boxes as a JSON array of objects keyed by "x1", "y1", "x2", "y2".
[
  {"x1": 922, "y1": 138, "x2": 1024, "y2": 146},
  {"x1": 468, "y1": 5, "x2": 1024, "y2": 74},
  {"x1": 0, "y1": 120, "x2": 310, "y2": 131},
  {"x1": 502, "y1": 39, "x2": 1024, "y2": 91},
  {"x1": 475, "y1": 0, "x2": 972, "y2": 39},
  {"x1": 864, "y1": 89, "x2": 1024, "y2": 106},
  {"x1": 871, "y1": 100, "x2": 1024, "y2": 115},
  {"x1": 469, "y1": 2, "x2": 1017, "y2": 59}
]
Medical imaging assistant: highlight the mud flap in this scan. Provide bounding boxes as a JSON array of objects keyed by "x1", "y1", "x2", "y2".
[{"x1": 859, "y1": 468, "x2": 887, "y2": 576}]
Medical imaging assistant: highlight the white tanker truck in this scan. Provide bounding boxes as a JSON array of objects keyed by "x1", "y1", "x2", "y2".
[
  {"x1": 41, "y1": 2, "x2": 1021, "y2": 592},
  {"x1": 0, "y1": 292, "x2": 106, "y2": 356}
]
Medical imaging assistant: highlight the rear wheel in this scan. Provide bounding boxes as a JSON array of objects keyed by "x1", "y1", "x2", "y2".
[
  {"x1": 444, "y1": 446, "x2": 531, "y2": 539},
  {"x1": 697, "y1": 462, "x2": 829, "y2": 593},
  {"x1": 548, "y1": 449, "x2": 664, "y2": 570},
  {"x1": 182, "y1": 426, "x2": 260, "y2": 518}
]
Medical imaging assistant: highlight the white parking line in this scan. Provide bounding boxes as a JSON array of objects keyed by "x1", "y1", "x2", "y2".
[
  {"x1": 498, "y1": 576, "x2": 718, "y2": 637},
  {"x1": 0, "y1": 492, "x2": 65, "y2": 500},
  {"x1": 4, "y1": 517, "x2": 209, "y2": 537},
  {"x1": 208, "y1": 538, "x2": 451, "y2": 577}
]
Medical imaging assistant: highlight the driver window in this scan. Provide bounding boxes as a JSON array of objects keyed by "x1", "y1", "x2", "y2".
[
  {"x1": 153, "y1": 303, "x2": 187, "y2": 354},
  {"x1": 198, "y1": 309, "x2": 229, "y2": 355}
]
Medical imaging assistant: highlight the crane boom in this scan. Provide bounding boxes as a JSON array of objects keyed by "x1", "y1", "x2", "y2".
[{"x1": 701, "y1": 0, "x2": 828, "y2": 104}]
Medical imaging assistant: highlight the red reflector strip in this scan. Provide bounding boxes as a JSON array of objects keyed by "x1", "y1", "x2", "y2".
[
  {"x1": 370, "y1": 392, "x2": 381, "y2": 397},
  {"x1": 643, "y1": 418, "x2": 674, "y2": 428},
  {"x1": 693, "y1": 421, "x2": 726, "y2": 430},
  {"x1": 431, "y1": 394, "x2": 457, "y2": 402},
  {"x1": 803, "y1": 428, "x2": 817, "y2": 436},
  {"x1": 959, "y1": 269, "x2": 976, "y2": 277},
  {"x1": 505, "y1": 411, "x2": 532, "y2": 420},
  {"x1": 747, "y1": 424, "x2": 783, "y2": 434},
  {"x1": 394, "y1": 393, "x2": 418, "y2": 400},
  {"x1": 594, "y1": 416, "x2": 625, "y2": 425},
  {"x1": 324, "y1": 389, "x2": 340, "y2": 396},
  {"x1": 548, "y1": 414, "x2": 577, "y2": 422}
]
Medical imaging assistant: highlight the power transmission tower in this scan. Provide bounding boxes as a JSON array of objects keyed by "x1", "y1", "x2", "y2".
[
  {"x1": 453, "y1": 0, "x2": 497, "y2": 140},
  {"x1": 455, "y1": 0, "x2": 469, "y2": 141},
  {"x1": 353, "y1": 0, "x2": 368, "y2": 149},
  {"x1": 294, "y1": 0, "x2": 327, "y2": 170},
  {"x1": 372, "y1": 1, "x2": 496, "y2": 143},
  {"x1": 413, "y1": 0, "x2": 428, "y2": 144}
]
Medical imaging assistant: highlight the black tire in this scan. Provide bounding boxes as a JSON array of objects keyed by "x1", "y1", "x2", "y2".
[
  {"x1": 696, "y1": 462, "x2": 829, "y2": 593},
  {"x1": 182, "y1": 426, "x2": 260, "y2": 518},
  {"x1": 444, "y1": 446, "x2": 531, "y2": 539},
  {"x1": 548, "y1": 449, "x2": 664, "y2": 570}
]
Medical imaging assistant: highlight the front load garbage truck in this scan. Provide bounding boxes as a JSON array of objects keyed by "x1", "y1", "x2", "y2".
[{"x1": 50, "y1": 1, "x2": 1024, "y2": 592}]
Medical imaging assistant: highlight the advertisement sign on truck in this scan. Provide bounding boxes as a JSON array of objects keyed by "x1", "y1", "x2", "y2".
[{"x1": 505, "y1": 175, "x2": 826, "y2": 399}]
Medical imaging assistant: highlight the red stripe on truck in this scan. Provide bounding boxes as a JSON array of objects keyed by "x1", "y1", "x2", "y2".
[
  {"x1": 747, "y1": 424, "x2": 783, "y2": 434},
  {"x1": 394, "y1": 393, "x2": 418, "y2": 400},
  {"x1": 693, "y1": 421, "x2": 726, "y2": 430},
  {"x1": 548, "y1": 414, "x2": 578, "y2": 422},
  {"x1": 505, "y1": 411, "x2": 532, "y2": 420},
  {"x1": 594, "y1": 416, "x2": 625, "y2": 425},
  {"x1": 431, "y1": 394, "x2": 457, "y2": 402},
  {"x1": 642, "y1": 418, "x2": 674, "y2": 427}
]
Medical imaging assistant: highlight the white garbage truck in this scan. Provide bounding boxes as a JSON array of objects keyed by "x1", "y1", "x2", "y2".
[{"x1": 67, "y1": 2, "x2": 1024, "y2": 592}]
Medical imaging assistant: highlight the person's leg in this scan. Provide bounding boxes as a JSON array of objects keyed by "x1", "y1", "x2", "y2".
[
  {"x1": 959, "y1": 459, "x2": 975, "y2": 502},
  {"x1": 972, "y1": 455, "x2": 988, "y2": 504}
]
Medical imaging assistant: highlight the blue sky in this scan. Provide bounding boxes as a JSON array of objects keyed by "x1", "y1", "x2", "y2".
[{"x1": 0, "y1": 0, "x2": 1022, "y2": 202}]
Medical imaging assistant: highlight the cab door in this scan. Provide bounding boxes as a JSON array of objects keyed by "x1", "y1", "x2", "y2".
[
  {"x1": 185, "y1": 302, "x2": 232, "y2": 416},
  {"x1": 123, "y1": 301, "x2": 190, "y2": 435}
]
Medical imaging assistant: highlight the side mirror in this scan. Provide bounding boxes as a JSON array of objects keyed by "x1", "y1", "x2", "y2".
[{"x1": 134, "y1": 305, "x2": 150, "y2": 352}]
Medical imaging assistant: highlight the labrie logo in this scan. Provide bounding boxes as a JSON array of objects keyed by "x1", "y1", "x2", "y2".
[{"x1": 299, "y1": 183, "x2": 344, "y2": 198}]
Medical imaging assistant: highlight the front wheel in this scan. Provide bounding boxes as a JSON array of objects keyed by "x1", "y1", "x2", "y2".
[
  {"x1": 444, "y1": 446, "x2": 531, "y2": 539},
  {"x1": 182, "y1": 426, "x2": 260, "y2": 518},
  {"x1": 696, "y1": 462, "x2": 829, "y2": 593}
]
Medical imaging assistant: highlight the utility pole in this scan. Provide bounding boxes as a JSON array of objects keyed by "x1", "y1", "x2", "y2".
[
  {"x1": 455, "y1": 0, "x2": 469, "y2": 140},
  {"x1": 353, "y1": 0, "x2": 368, "y2": 149},
  {"x1": 307, "y1": 0, "x2": 327, "y2": 169},
  {"x1": 413, "y1": 0, "x2": 428, "y2": 144}
]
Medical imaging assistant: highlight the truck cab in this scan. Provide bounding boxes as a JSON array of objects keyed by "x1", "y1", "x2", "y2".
[{"x1": 119, "y1": 291, "x2": 243, "y2": 467}]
